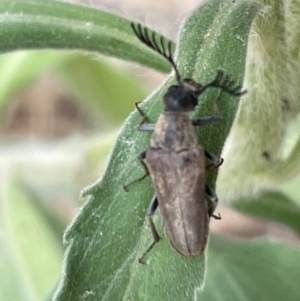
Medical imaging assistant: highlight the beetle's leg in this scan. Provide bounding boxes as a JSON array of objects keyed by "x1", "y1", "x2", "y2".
[
  {"x1": 205, "y1": 150, "x2": 223, "y2": 170},
  {"x1": 138, "y1": 123, "x2": 156, "y2": 132},
  {"x1": 205, "y1": 185, "x2": 221, "y2": 220},
  {"x1": 139, "y1": 196, "x2": 160, "y2": 264},
  {"x1": 135, "y1": 102, "x2": 156, "y2": 132},
  {"x1": 123, "y1": 151, "x2": 149, "y2": 191},
  {"x1": 192, "y1": 116, "x2": 222, "y2": 127},
  {"x1": 192, "y1": 90, "x2": 224, "y2": 127},
  {"x1": 135, "y1": 102, "x2": 148, "y2": 125}
]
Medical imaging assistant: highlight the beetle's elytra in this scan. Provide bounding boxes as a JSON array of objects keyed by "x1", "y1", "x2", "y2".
[{"x1": 124, "y1": 23, "x2": 246, "y2": 263}]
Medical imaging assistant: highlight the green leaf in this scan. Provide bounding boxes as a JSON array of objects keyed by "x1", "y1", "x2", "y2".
[
  {"x1": 83, "y1": 131, "x2": 119, "y2": 181},
  {"x1": 281, "y1": 172, "x2": 300, "y2": 207},
  {"x1": 176, "y1": 0, "x2": 262, "y2": 186},
  {"x1": 54, "y1": 1, "x2": 260, "y2": 300},
  {"x1": 0, "y1": 0, "x2": 171, "y2": 73},
  {"x1": 218, "y1": 0, "x2": 300, "y2": 201},
  {"x1": 233, "y1": 191, "x2": 300, "y2": 235},
  {"x1": 0, "y1": 175, "x2": 63, "y2": 301},
  {"x1": 199, "y1": 235, "x2": 300, "y2": 301}
]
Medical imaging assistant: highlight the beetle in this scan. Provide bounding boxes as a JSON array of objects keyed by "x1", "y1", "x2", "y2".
[{"x1": 124, "y1": 23, "x2": 246, "y2": 263}]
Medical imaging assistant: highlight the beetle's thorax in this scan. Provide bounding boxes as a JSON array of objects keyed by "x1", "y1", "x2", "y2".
[{"x1": 150, "y1": 112, "x2": 198, "y2": 152}]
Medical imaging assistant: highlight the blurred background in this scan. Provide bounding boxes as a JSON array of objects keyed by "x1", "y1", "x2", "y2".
[{"x1": 1, "y1": 0, "x2": 300, "y2": 301}]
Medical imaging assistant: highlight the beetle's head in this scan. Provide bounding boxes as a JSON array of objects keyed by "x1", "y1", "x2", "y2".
[
  {"x1": 130, "y1": 23, "x2": 213, "y2": 113},
  {"x1": 163, "y1": 78, "x2": 205, "y2": 112}
]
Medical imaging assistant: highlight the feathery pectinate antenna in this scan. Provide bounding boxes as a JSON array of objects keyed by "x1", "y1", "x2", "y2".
[{"x1": 131, "y1": 22, "x2": 181, "y2": 84}]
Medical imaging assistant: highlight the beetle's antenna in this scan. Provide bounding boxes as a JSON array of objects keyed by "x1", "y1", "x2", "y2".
[
  {"x1": 199, "y1": 70, "x2": 247, "y2": 96},
  {"x1": 131, "y1": 23, "x2": 181, "y2": 84}
]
